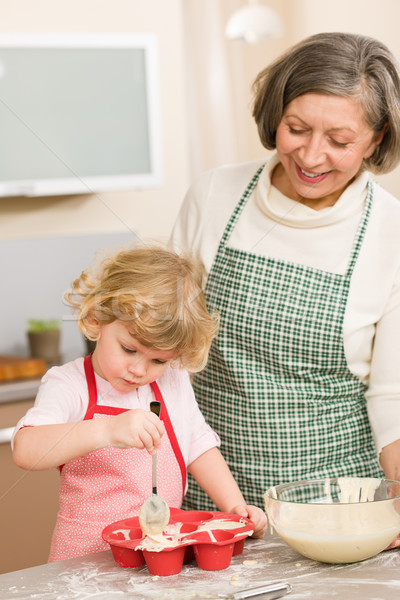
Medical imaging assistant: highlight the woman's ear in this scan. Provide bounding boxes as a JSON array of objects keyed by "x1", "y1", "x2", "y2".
[
  {"x1": 374, "y1": 122, "x2": 389, "y2": 147},
  {"x1": 364, "y1": 123, "x2": 388, "y2": 159}
]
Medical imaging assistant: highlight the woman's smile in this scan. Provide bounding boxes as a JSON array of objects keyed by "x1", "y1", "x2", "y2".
[{"x1": 296, "y1": 164, "x2": 330, "y2": 183}]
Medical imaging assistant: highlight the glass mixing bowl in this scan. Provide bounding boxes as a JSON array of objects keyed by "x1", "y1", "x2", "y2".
[{"x1": 264, "y1": 477, "x2": 400, "y2": 563}]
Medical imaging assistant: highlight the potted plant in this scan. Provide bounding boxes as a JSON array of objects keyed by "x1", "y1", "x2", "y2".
[{"x1": 27, "y1": 319, "x2": 61, "y2": 365}]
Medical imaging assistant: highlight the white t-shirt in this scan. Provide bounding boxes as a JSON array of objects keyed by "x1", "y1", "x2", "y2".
[
  {"x1": 170, "y1": 153, "x2": 400, "y2": 457},
  {"x1": 13, "y1": 358, "x2": 220, "y2": 468}
]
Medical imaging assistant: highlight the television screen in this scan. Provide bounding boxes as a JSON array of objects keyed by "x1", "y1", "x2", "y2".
[{"x1": 0, "y1": 33, "x2": 162, "y2": 197}]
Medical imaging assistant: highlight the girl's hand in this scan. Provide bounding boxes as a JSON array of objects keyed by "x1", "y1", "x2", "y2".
[
  {"x1": 230, "y1": 504, "x2": 268, "y2": 538},
  {"x1": 105, "y1": 408, "x2": 165, "y2": 454}
]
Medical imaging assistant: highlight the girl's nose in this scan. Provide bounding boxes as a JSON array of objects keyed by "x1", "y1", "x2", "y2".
[{"x1": 128, "y1": 357, "x2": 146, "y2": 377}]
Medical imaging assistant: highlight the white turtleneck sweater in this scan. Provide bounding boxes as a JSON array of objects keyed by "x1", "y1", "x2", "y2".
[{"x1": 170, "y1": 153, "x2": 400, "y2": 458}]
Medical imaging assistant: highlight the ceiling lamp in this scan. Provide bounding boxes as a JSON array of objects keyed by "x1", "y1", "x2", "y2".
[{"x1": 225, "y1": 0, "x2": 284, "y2": 44}]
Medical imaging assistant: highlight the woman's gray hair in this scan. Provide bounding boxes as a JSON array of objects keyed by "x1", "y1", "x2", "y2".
[{"x1": 252, "y1": 32, "x2": 400, "y2": 174}]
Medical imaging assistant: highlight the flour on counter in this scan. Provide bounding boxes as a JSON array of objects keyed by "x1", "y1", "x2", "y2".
[
  {"x1": 242, "y1": 559, "x2": 258, "y2": 565},
  {"x1": 3, "y1": 532, "x2": 400, "y2": 600}
]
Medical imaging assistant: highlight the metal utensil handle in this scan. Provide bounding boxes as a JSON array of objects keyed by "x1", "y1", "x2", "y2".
[
  {"x1": 150, "y1": 401, "x2": 161, "y2": 494},
  {"x1": 150, "y1": 400, "x2": 161, "y2": 417},
  {"x1": 152, "y1": 452, "x2": 157, "y2": 494},
  {"x1": 232, "y1": 582, "x2": 292, "y2": 600}
]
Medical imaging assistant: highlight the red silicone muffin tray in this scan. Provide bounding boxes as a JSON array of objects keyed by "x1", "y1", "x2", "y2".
[{"x1": 102, "y1": 507, "x2": 255, "y2": 576}]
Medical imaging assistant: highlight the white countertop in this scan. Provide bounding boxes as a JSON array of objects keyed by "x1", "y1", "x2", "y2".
[
  {"x1": 1, "y1": 532, "x2": 400, "y2": 599},
  {"x1": 0, "y1": 378, "x2": 41, "y2": 405}
]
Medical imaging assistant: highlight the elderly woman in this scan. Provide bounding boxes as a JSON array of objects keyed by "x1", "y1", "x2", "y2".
[{"x1": 170, "y1": 32, "x2": 400, "y2": 515}]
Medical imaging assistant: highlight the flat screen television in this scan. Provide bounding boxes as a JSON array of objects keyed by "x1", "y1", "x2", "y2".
[{"x1": 0, "y1": 33, "x2": 162, "y2": 197}]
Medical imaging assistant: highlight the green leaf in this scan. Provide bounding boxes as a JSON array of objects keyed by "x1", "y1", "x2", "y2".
[{"x1": 27, "y1": 319, "x2": 61, "y2": 332}]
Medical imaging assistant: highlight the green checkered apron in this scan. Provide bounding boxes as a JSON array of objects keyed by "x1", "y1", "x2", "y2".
[{"x1": 185, "y1": 166, "x2": 383, "y2": 511}]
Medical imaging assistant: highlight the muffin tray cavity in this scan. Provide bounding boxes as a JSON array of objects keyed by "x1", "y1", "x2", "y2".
[{"x1": 102, "y1": 507, "x2": 254, "y2": 576}]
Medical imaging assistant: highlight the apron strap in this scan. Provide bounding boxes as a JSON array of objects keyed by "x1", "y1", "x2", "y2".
[
  {"x1": 59, "y1": 354, "x2": 97, "y2": 472},
  {"x1": 150, "y1": 380, "x2": 187, "y2": 501},
  {"x1": 344, "y1": 179, "x2": 374, "y2": 278},
  {"x1": 218, "y1": 165, "x2": 265, "y2": 250},
  {"x1": 83, "y1": 353, "x2": 98, "y2": 420},
  {"x1": 215, "y1": 164, "x2": 374, "y2": 282},
  {"x1": 78, "y1": 358, "x2": 187, "y2": 500},
  {"x1": 83, "y1": 354, "x2": 129, "y2": 417}
]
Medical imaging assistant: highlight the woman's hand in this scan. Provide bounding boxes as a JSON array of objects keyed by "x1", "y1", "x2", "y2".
[
  {"x1": 379, "y1": 440, "x2": 400, "y2": 550},
  {"x1": 105, "y1": 409, "x2": 165, "y2": 454},
  {"x1": 387, "y1": 536, "x2": 400, "y2": 549},
  {"x1": 229, "y1": 504, "x2": 268, "y2": 538},
  {"x1": 379, "y1": 438, "x2": 400, "y2": 482}
]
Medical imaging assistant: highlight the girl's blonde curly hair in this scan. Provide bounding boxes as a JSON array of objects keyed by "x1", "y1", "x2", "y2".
[{"x1": 64, "y1": 245, "x2": 219, "y2": 372}]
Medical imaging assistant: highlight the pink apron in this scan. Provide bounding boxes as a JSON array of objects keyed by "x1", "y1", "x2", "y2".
[{"x1": 49, "y1": 355, "x2": 186, "y2": 562}]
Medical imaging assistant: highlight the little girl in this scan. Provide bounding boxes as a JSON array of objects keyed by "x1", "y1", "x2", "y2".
[{"x1": 13, "y1": 245, "x2": 267, "y2": 561}]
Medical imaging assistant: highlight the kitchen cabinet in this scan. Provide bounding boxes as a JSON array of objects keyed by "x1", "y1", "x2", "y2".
[{"x1": 0, "y1": 382, "x2": 60, "y2": 574}]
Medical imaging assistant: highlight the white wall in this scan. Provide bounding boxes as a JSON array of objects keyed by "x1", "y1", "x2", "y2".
[
  {"x1": 239, "y1": 0, "x2": 400, "y2": 197},
  {"x1": 1, "y1": 0, "x2": 400, "y2": 238},
  {"x1": 0, "y1": 232, "x2": 137, "y2": 357},
  {"x1": 0, "y1": 0, "x2": 190, "y2": 243},
  {"x1": 2, "y1": 0, "x2": 400, "y2": 357}
]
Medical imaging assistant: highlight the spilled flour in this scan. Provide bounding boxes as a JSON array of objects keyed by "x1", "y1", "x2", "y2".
[{"x1": 3, "y1": 524, "x2": 400, "y2": 599}]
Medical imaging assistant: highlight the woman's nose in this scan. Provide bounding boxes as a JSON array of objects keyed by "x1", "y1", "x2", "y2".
[{"x1": 301, "y1": 134, "x2": 326, "y2": 166}]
